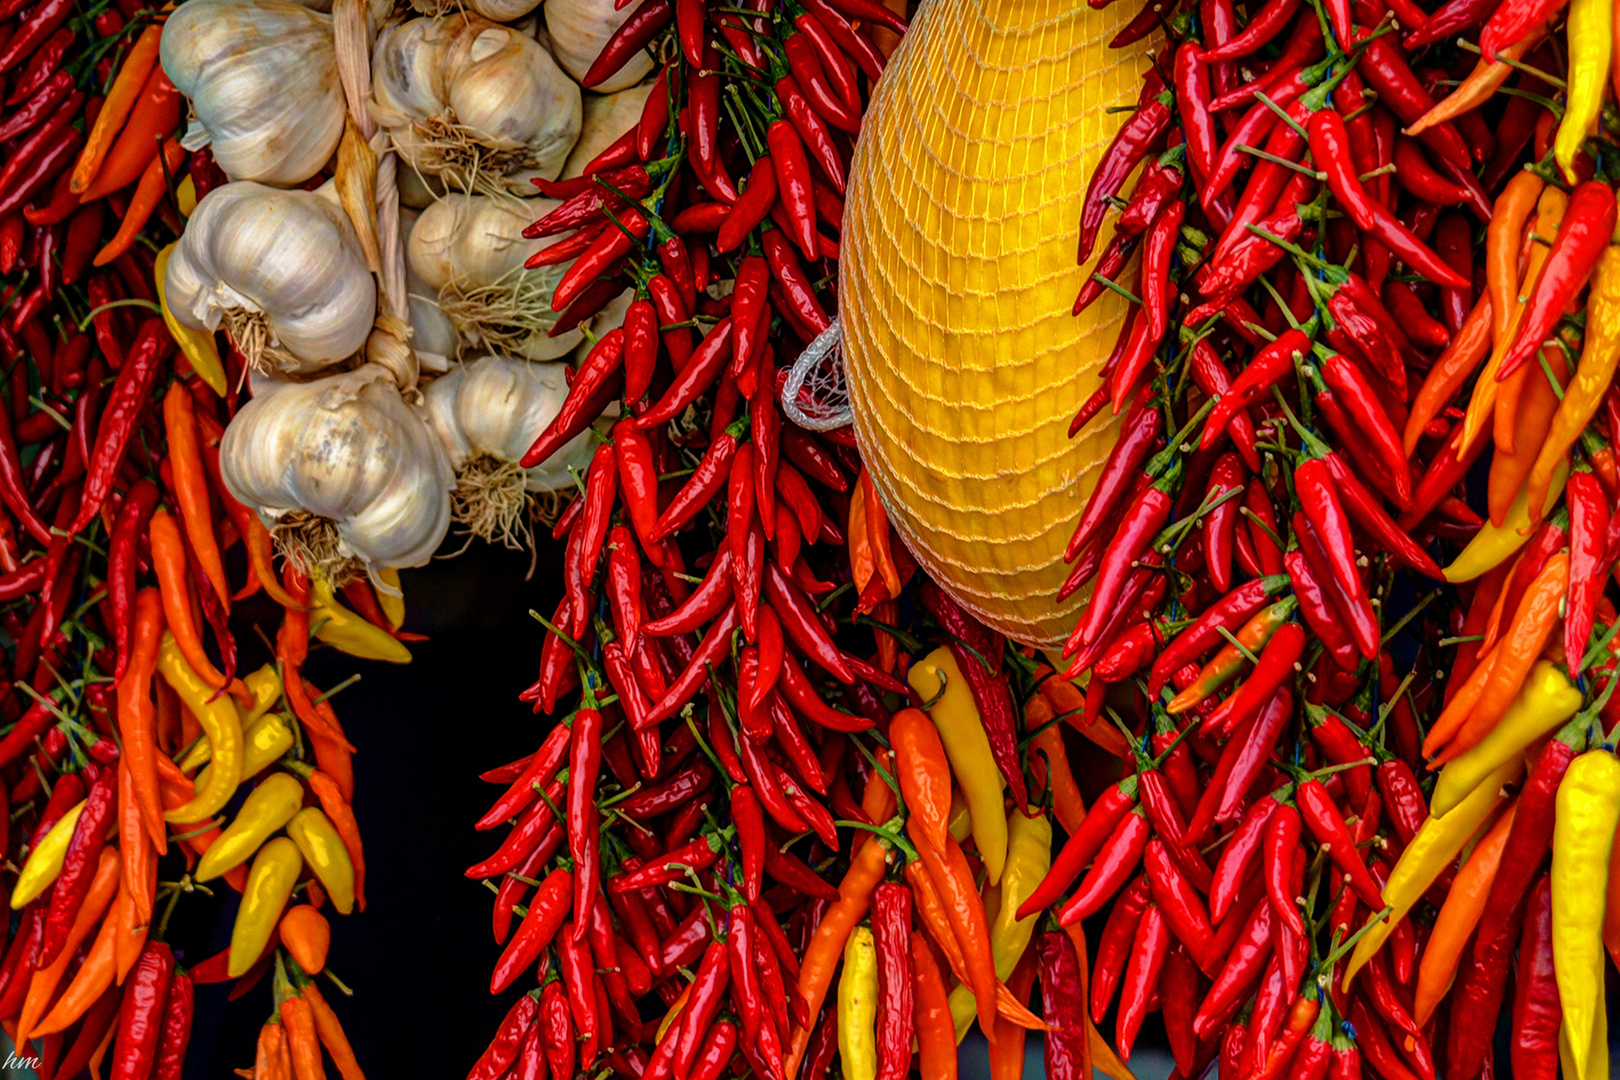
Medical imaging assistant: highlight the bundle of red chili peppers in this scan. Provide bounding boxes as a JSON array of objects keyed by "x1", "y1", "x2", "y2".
[
  {"x1": 479, "y1": 0, "x2": 1620, "y2": 1068},
  {"x1": 0, "y1": 4, "x2": 399, "y2": 1077}
]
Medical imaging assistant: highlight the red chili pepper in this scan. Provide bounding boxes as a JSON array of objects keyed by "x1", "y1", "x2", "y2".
[
  {"x1": 1059, "y1": 809, "x2": 1150, "y2": 924},
  {"x1": 521, "y1": 329, "x2": 623, "y2": 467},
  {"x1": 775, "y1": 77, "x2": 846, "y2": 195},
  {"x1": 110, "y1": 943, "x2": 174, "y2": 1080},
  {"x1": 1115, "y1": 903, "x2": 1170, "y2": 1058},
  {"x1": 1502, "y1": 183, "x2": 1618, "y2": 381},
  {"x1": 1202, "y1": 452, "x2": 1245, "y2": 592},
  {"x1": 1173, "y1": 44, "x2": 1217, "y2": 189},
  {"x1": 1143, "y1": 839, "x2": 1216, "y2": 971},
  {"x1": 1078, "y1": 67, "x2": 1172, "y2": 261},
  {"x1": 39, "y1": 765, "x2": 117, "y2": 968},
  {"x1": 1204, "y1": 0, "x2": 1300, "y2": 58},
  {"x1": 490, "y1": 868, "x2": 572, "y2": 994},
  {"x1": 1262, "y1": 801, "x2": 1305, "y2": 939},
  {"x1": 639, "y1": 318, "x2": 735, "y2": 430},
  {"x1": 0, "y1": 0, "x2": 73, "y2": 74},
  {"x1": 69, "y1": 319, "x2": 169, "y2": 535},
  {"x1": 1202, "y1": 329, "x2": 1311, "y2": 448},
  {"x1": 567, "y1": 705, "x2": 603, "y2": 938},
  {"x1": 584, "y1": 0, "x2": 672, "y2": 86}
]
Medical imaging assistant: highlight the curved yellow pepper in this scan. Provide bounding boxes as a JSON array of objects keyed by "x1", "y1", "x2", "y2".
[
  {"x1": 949, "y1": 806, "x2": 1053, "y2": 1038},
  {"x1": 374, "y1": 567, "x2": 406, "y2": 630},
  {"x1": 196, "y1": 773, "x2": 305, "y2": 882},
  {"x1": 158, "y1": 635, "x2": 243, "y2": 824},
  {"x1": 1442, "y1": 460, "x2": 1568, "y2": 582},
  {"x1": 1344, "y1": 755, "x2": 1521, "y2": 987},
  {"x1": 1554, "y1": 0, "x2": 1612, "y2": 182},
  {"x1": 837, "y1": 925, "x2": 878, "y2": 1080},
  {"x1": 947, "y1": 790, "x2": 973, "y2": 843},
  {"x1": 154, "y1": 243, "x2": 226, "y2": 397},
  {"x1": 1553, "y1": 748, "x2": 1620, "y2": 1080},
  {"x1": 311, "y1": 577, "x2": 412, "y2": 664},
  {"x1": 175, "y1": 173, "x2": 197, "y2": 217},
  {"x1": 178, "y1": 664, "x2": 281, "y2": 772},
  {"x1": 1431, "y1": 661, "x2": 1582, "y2": 816},
  {"x1": 193, "y1": 712, "x2": 295, "y2": 792},
  {"x1": 908, "y1": 647, "x2": 1007, "y2": 884},
  {"x1": 11, "y1": 800, "x2": 87, "y2": 909},
  {"x1": 286, "y1": 806, "x2": 356, "y2": 915},
  {"x1": 229, "y1": 837, "x2": 303, "y2": 977}
]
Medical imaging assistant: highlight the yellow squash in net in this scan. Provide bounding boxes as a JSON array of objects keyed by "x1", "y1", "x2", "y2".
[{"x1": 840, "y1": 0, "x2": 1152, "y2": 647}]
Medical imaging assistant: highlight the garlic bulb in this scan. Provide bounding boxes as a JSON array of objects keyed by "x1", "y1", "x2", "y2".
[
  {"x1": 161, "y1": 0, "x2": 346, "y2": 185},
  {"x1": 407, "y1": 193, "x2": 583, "y2": 361},
  {"x1": 545, "y1": 0, "x2": 654, "y2": 93},
  {"x1": 222, "y1": 366, "x2": 454, "y2": 577},
  {"x1": 408, "y1": 0, "x2": 543, "y2": 26},
  {"x1": 400, "y1": 207, "x2": 459, "y2": 371},
  {"x1": 421, "y1": 355, "x2": 602, "y2": 543},
  {"x1": 371, "y1": 16, "x2": 582, "y2": 196},
  {"x1": 166, "y1": 181, "x2": 376, "y2": 374},
  {"x1": 563, "y1": 82, "x2": 654, "y2": 179}
]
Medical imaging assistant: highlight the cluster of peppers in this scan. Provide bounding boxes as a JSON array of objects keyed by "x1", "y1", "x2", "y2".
[
  {"x1": 0, "y1": 4, "x2": 433, "y2": 1076},
  {"x1": 1032, "y1": 0, "x2": 1620, "y2": 1072}
]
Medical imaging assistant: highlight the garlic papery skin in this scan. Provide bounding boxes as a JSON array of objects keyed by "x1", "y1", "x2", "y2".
[
  {"x1": 421, "y1": 355, "x2": 602, "y2": 543},
  {"x1": 371, "y1": 16, "x2": 582, "y2": 197},
  {"x1": 221, "y1": 365, "x2": 455, "y2": 578},
  {"x1": 408, "y1": 0, "x2": 543, "y2": 27},
  {"x1": 545, "y1": 0, "x2": 653, "y2": 92},
  {"x1": 562, "y1": 82, "x2": 654, "y2": 179},
  {"x1": 400, "y1": 206, "x2": 460, "y2": 371},
  {"x1": 407, "y1": 193, "x2": 583, "y2": 361},
  {"x1": 166, "y1": 182, "x2": 375, "y2": 374},
  {"x1": 166, "y1": 181, "x2": 377, "y2": 375},
  {"x1": 161, "y1": 0, "x2": 346, "y2": 185}
]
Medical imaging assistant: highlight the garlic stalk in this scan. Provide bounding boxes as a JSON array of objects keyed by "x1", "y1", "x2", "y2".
[
  {"x1": 420, "y1": 355, "x2": 605, "y2": 545},
  {"x1": 406, "y1": 193, "x2": 583, "y2": 361},
  {"x1": 161, "y1": 0, "x2": 347, "y2": 185},
  {"x1": 221, "y1": 365, "x2": 455, "y2": 579},
  {"x1": 165, "y1": 181, "x2": 376, "y2": 375},
  {"x1": 370, "y1": 15, "x2": 582, "y2": 197},
  {"x1": 562, "y1": 81, "x2": 654, "y2": 179},
  {"x1": 544, "y1": 0, "x2": 655, "y2": 92}
]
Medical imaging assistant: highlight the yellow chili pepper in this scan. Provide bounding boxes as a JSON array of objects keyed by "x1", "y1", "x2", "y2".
[
  {"x1": 229, "y1": 837, "x2": 304, "y2": 977},
  {"x1": 11, "y1": 801, "x2": 87, "y2": 909},
  {"x1": 178, "y1": 664, "x2": 281, "y2": 772},
  {"x1": 193, "y1": 711, "x2": 295, "y2": 791},
  {"x1": 1344, "y1": 755, "x2": 1521, "y2": 987},
  {"x1": 311, "y1": 577, "x2": 412, "y2": 664},
  {"x1": 1442, "y1": 460, "x2": 1569, "y2": 581},
  {"x1": 949, "y1": 806, "x2": 1053, "y2": 1038},
  {"x1": 1529, "y1": 236, "x2": 1620, "y2": 516},
  {"x1": 375, "y1": 567, "x2": 406, "y2": 629},
  {"x1": 1553, "y1": 747, "x2": 1620, "y2": 1080},
  {"x1": 286, "y1": 806, "x2": 357, "y2": 915},
  {"x1": 1555, "y1": 0, "x2": 1613, "y2": 182},
  {"x1": 908, "y1": 647, "x2": 1007, "y2": 885},
  {"x1": 154, "y1": 243, "x2": 226, "y2": 396},
  {"x1": 158, "y1": 635, "x2": 243, "y2": 824},
  {"x1": 196, "y1": 773, "x2": 305, "y2": 882},
  {"x1": 175, "y1": 173, "x2": 196, "y2": 217},
  {"x1": 837, "y1": 925, "x2": 878, "y2": 1080},
  {"x1": 948, "y1": 789, "x2": 973, "y2": 843},
  {"x1": 1431, "y1": 661, "x2": 1582, "y2": 817}
]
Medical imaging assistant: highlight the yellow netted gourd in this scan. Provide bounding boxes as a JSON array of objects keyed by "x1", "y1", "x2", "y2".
[{"x1": 840, "y1": 0, "x2": 1153, "y2": 647}]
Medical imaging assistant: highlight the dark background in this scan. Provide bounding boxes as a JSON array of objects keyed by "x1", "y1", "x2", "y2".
[{"x1": 173, "y1": 542, "x2": 564, "y2": 1079}]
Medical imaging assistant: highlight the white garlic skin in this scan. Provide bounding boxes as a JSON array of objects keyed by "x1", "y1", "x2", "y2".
[
  {"x1": 400, "y1": 206, "x2": 460, "y2": 371},
  {"x1": 161, "y1": 0, "x2": 346, "y2": 185},
  {"x1": 222, "y1": 366, "x2": 455, "y2": 570},
  {"x1": 165, "y1": 181, "x2": 377, "y2": 372},
  {"x1": 421, "y1": 356, "x2": 598, "y2": 491},
  {"x1": 562, "y1": 82, "x2": 654, "y2": 179},
  {"x1": 407, "y1": 193, "x2": 582, "y2": 360},
  {"x1": 371, "y1": 16, "x2": 583, "y2": 194},
  {"x1": 544, "y1": 0, "x2": 654, "y2": 92}
]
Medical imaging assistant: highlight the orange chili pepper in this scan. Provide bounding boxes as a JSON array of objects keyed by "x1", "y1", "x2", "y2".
[
  {"x1": 890, "y1": 707, "x2": 952, "y2": 852},
  {"x1": 195, "y1": 411, "x2": 305, "y2": 610},
  {"x1": 1405, "y1": 293, "x2": 1493, "y2": 455},
  {"x1": 281, "y1": 994, "x2": 327, "y2": 1080},
  {"x1": 992, "y1": 964, "x2": 1041, "y2": 1078},
  {"x1": 1024, "y1": 687, "x2": 1086, "y2": 836},
  {"x1": 117, "y1": 588, "x2": 168, "y2": 851},
  {"x1": 76, "y1": 66, "x2": 182, "y2": 203},
  {"x1": 32, "y1": 894, "x2": 120, "y2": 1036},
  {"x1": 905, "y1": 858, "x2": 972, "y2": 981},
  {"x1": 847, "y1": 482, "x2": 876, "y2": 595},
  {"x1": 280, "y1": 905, "x2": 331, "y2": 975},
  {"x1": 257, "y1": 1021, "x2": 294, "y2": 1080},
  {"x1": 1488, "y1": 343, "x2": 1569, "y2": 525},
  {"x1": 94, "y1": 137, "x2": 184, "y2": 267},
  {"x1": 1493, "y1": 189, "x2": 1568, "y2": 453},
  {"x1": 784, "y1": 832, "x2": 889, "y2": 1079},
  {"x1": 910, "y1": 930, "x2": 959, "y2": 1080},
  {"x1": 112, "y1": 879, "x2": 149, "y2": 984},
  {"x1": 1412, "y1": 802, "x2": 1517, "y2": 1024},
  {"x1": 851, "y1": 749, "x2": 898, "y2": 859},
  {"x1": 150, "y1": 508, "x2": 229, "y2": 690},
  {"x1": 305, "y1": 769, "x2": 366, "y2": 912},
  {"x1": 303, "y1": 983, "x2": 366, "y2": 1080},
  {"x1": 1423, "y1": 641, "x2": 1501, "y2": 757},
  {"x1": 16, "y1": 848, "x2": 120, "y2": 1043},
  {"x1": 1408, "y1": 26, "x2": 1547, "y2": 135},
  {"x1": 162, "y1": 383, "x2": 229, "y2": 608},
  {"x1": 861, "y1": 468, "x2": 901, "y2": 598},
  {"x1": 117, "y1": 759, "x2": 156, "y2": 923},
  {"x1": 70, "y1": 22, "x2": 163, "y2": 193},
  {"x1": 909, "y1": 819, "x2": 998, "y2": 1037},
  {"x1": 1441, "y1": 552, "x2": 1569, "y2": 761},
  {"x1": 1038, "y1": 673, "x2": 1131, "y2": 757}
]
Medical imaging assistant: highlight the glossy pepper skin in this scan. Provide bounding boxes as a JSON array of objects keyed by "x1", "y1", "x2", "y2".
[
  {"x1": 1552, "y1": 748, "x2": 1620, "y2": 1080},
  {"x1": 870, "y1": 884, "x2": 913, "y2": 1080},
  {"x1": 110, "y1": 943, "x2": 174, "y2": 1080}
]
